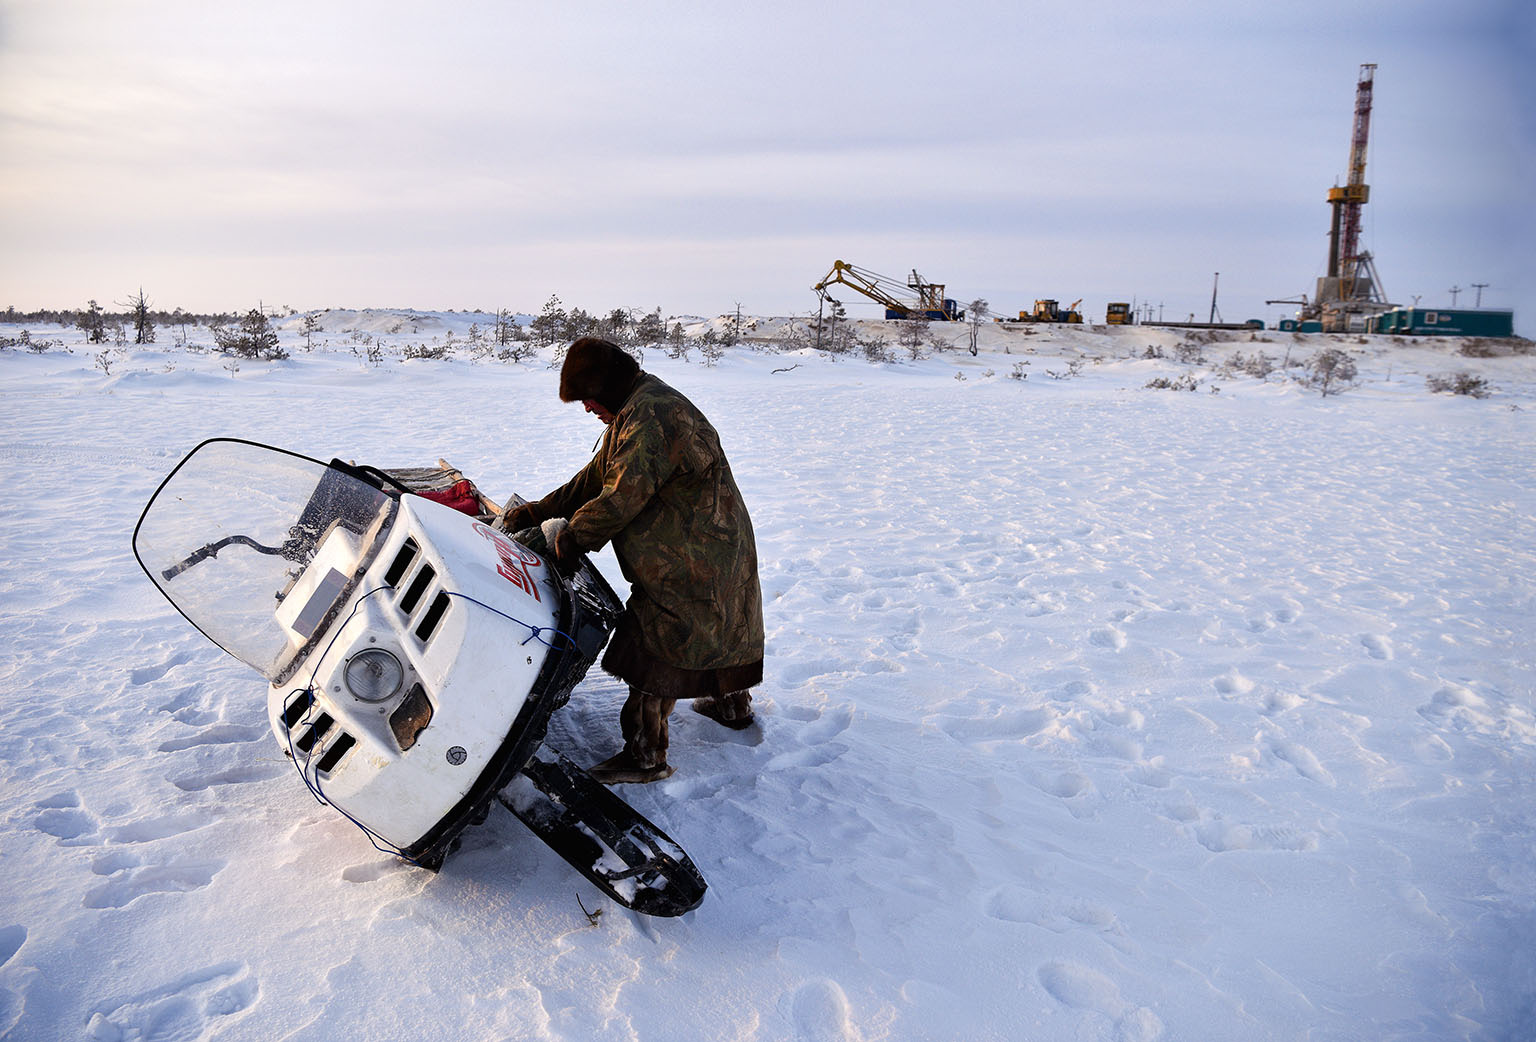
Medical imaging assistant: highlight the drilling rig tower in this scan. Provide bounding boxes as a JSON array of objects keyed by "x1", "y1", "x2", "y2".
[{"x1": 1311, "y1": 63, "x2": 1394, "y2": 331}]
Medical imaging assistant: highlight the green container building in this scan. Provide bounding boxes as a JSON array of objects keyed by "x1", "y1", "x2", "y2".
[{"x1": 1369, "y1": 307, "x2": 1515, "y2": 337}]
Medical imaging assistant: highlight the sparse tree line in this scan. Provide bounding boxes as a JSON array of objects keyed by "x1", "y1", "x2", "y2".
[
  {"x1": 1131, "y1": 333, "x2": 1504, "y2": 398},
  {"x1": 1, "y1": 295, "x2": 753, "y2": 368},
  {"x1": 1, "y1": 296, "x2": 1522, "y2": 398}
]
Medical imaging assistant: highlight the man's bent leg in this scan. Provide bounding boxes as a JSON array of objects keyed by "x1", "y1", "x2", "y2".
[
  {"x1": 621, "y1": 688, "x2": 677, "y2": 768},
  {"x1": 589, "y1": 688, "x2": 677, "y2": 784}
]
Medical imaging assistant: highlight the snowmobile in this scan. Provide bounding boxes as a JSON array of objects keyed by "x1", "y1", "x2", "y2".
[{"x1": 132, "y1": 438, "x2": 706, "y2": 917}]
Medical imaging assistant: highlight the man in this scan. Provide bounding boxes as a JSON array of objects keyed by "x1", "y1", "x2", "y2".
[{"x1": 502, "y1": 337, "x2": 764, "y2": 783}]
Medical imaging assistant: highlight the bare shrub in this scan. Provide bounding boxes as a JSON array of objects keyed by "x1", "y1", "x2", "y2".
[
  {"x1": 497, "y1": 341, "x2": 538, "y2": 363},
  {"x1": 1243, "y1": 352, "x2": 1277, "y2": 379},
  {"x1": 859, "y1": 333, "x2": 893, "y2": 364},
  {"x1": 1221, "y1": 351, "x2": 1277, "y2": 380},
  {"x1": 1145, "y1": 374, "x2": 1198, "y2": 391},
  {"x1": 1426, "y1": 372, "x2": 1492, "y2": 398},
  {"x1": 896, "y1": 315, "x2": 930, "y2": 360},
  {"x1": 1303, "y1": 348, "x2": 1357, "y2": 397}
]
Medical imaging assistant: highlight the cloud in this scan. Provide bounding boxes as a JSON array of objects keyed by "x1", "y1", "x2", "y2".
[{"x1": 0, "y1": 0, "x2": 1527, "y2": 329}]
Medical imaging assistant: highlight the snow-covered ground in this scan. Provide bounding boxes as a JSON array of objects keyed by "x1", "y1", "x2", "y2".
[{"x1": 2, "y1": 311, "x2": 1533, "y2": 1041}]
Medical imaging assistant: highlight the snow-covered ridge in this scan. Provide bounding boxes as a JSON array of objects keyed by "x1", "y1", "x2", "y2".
[{"x1": 8, "y1": 307, "x2": 1535, "y2": 406}]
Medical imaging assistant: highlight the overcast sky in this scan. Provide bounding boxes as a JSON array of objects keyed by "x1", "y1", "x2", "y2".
[{"x1": 1, "y1": 0, "x2": 1529, "y2": 332}]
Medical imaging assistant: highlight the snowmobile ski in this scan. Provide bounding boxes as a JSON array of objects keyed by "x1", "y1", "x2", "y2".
[{"x1": 500, "y1": 747, "x2": 707, "y2": 917}]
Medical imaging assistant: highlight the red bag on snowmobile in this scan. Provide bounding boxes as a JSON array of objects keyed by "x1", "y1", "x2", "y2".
[{"x1": 416, "y1": 479, "x2": 481, "y2": 516}]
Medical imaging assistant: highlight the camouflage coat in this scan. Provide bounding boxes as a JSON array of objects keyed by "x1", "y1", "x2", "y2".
[{"x1": 531, "y1": 373, "x2": 764, "y2": 698}]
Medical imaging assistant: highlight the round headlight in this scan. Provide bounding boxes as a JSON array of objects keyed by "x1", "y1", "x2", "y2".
[{"x1": 344, "y1": 648, "x2": 404, "y2": 703}]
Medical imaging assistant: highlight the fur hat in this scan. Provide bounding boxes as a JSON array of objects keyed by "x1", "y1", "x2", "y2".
[{"x1": 559, "y1": 337, "x2": 640, "y2": 411}]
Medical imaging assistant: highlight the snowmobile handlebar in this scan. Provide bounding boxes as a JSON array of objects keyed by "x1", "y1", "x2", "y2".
[{"x1": 161, "y1": 534, "x2": 301, "y2": 580}]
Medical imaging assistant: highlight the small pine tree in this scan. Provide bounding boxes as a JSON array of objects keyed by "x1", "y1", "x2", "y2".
[
  {"x1": 126, "y1": 288, "x2": 155, "y2": 344},
  {"x1": 635, "y1": 307, "x2": 665, "y2": 346},
  {"x1": 300, "y1": 313, "x2": 321, "y2": 351},
  {"x1": 567, "y1": 306, "x2": 597, "y2": 340},
  {"x1": 77, "y1": 300, "x2": 107, "y2": 344},
  {"x1": 215, "y1": 308, "x2": 284, "y2": 359},
  {"x1": 666, "y1": 321, "x2": 689, "y2": 359},
  {"x1": 602, "y1": 308, "x2": 633, "y2": 346},
  {"x1": 494, "y1": 309, "x2": 517, "y2": 346},
  {"x1": 966, "y1": 298, "x2": 990, "y2": 356},
  {"x1": 699, "y1": 328, "x2": 724, "y2": 367},
  {"x1": 898, "y1": 314, "x2": 930, "y2": 360},
  {"x1": 530, "y1": 295, "x2": 567, "y2": 348}
]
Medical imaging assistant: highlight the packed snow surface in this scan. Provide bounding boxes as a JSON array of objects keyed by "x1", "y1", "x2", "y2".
[{"x1": 2, "y1": 313, "x2": 1533, "y2": 1040}]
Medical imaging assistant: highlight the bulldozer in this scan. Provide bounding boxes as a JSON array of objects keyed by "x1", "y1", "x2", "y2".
[{"x1": 1005, "y1": 299, "x2": 1084, "y2": 324}]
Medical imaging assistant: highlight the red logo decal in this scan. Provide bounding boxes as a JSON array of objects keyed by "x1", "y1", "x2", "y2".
[{"x1": 475, "y1": 524, "x2": 543, "y2": 602}]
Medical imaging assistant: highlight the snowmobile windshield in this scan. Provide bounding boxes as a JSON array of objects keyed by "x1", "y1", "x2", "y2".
[{"x1": 133, "y1": 439, "x2": 398, "y2": 685}]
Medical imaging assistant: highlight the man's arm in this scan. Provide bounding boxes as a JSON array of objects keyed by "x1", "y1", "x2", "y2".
[{"x1": 568, "y1": 405, "x2": 680, "y2": 550}]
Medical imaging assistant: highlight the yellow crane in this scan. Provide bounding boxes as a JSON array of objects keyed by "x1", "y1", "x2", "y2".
[{"x1": 813, "y1": 260, "x2": 964, "y2": 321}]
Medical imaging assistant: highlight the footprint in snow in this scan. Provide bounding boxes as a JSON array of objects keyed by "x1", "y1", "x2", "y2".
[
  {"x1": 1361, "y1": 633, "x2": 1394, "y2": 660},
  {"x1": 1267, "y1": 739, "x2": 1335, "y2": 786},
  {"x1": 1038, "y1": 961, "x2": 1163, "y2": 1041},
  {"x1": 1129, "y1": 765, "x2": 1173, "y2": 789},
  {"x1": 933, "y1": 707, "x2": 1055, "y2": 744},
  {"x1": 341, "y1": 859, "x2": 404, "y2": 884},
  {"x1": 1212, "y1": 671, "x2": 1255, "y2": 696},
  {"x1": 156, "y1": 722, "x2": 268, "y2": 753},
  {"x1": 170, "y1": 763, "x2": 286, "y2": 792},
  {"x1": 86, "y1": 962, "x2": 258, "y2": 1040},
  {"x1": 983, "y1": 885, "x2": 1036, "y2": 924},
  {"x1": 789, "y1": 979, "x2": 863, "y2": 1042},
  {"x1": 1035, "y1": 772, "x2": 1092, "y2": 799},
  {"x1": 33, "y1": 791, "x2": 100, "y2": 847},
  {"x1": 91, "y1": 850, "x2": 142, "y2": 876},
  {"x1": 1261, "y1": 690, "x2": 1305, "y2": 715},
  {"x1": 1193, "y1": 817, "x2": 1319, "y2": 854},
  {"x1": 82, "y1": 859, "x2": 225, "y2": 909},
  {"x1": 764, "y1": 703, "x2": 853, "y2": 771},
  {"x1": 105, "y1": 811, "x2": 215, "y2": 845},
  {"x1": 764, "y1": 743, "x2": 845, "y2": 772},
  {"x1": 129, "y1": 651, "x2": 193, "y2": 686},
  {"x1": 801, "y1": 703, "x2": 854, "y2": 745},
  {"x1": 158, "y1": 685, "x2": 220, "y2": 726},
  {"x1": 779, "y1": 659, "x2": 846, "y2": 687}
]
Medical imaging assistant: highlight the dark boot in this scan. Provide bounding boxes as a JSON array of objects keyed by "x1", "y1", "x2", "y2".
[
  {"x1": 586, "y1": 750, "x2": 675, "y2": 784},
  {"x1": 589, "y1": 689, "x2": 676, "y2": 784},
  {"x1": 692, "y1": 689, "x2": 754, "y2": 730}
]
